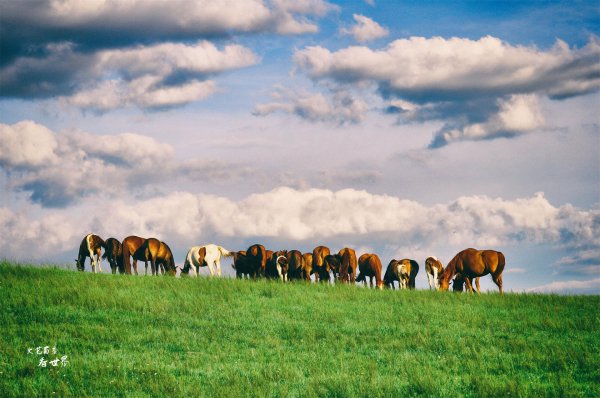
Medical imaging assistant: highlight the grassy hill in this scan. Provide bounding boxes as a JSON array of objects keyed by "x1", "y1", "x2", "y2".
[{"x1": 0, "y1": 262, "x2": 598, "y2": 397}]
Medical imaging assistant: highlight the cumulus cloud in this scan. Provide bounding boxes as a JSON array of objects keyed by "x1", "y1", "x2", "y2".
[
  {"x1": 254, "y1": 87, "x2": 368, "y2": 123},
  {"x1": 340, "y1": 14, "x2": 389, "y2": 43},
  {"x1": 0, "y1": 120, "x2": 255, "y2": 207},
  {"x1": 2, "y1": 40, "x2": 259, "y2": 111},
  {"x1": 0, "y1": 0, "x2": 336, "y2": 64},
  {"x1": 2, "y1": 187, "x2": 598, "y2": 273},
  {"x1": 292, "y1": 35, "x2": 600, "y2": 146},
  {"x1": 527, "y1": 278, "x2": 600, "y2": 294}
]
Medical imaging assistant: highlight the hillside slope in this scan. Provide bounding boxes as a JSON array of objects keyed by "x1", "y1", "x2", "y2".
[{"x1": 0, "y1": 262, "x2": 598, "y2": 397}]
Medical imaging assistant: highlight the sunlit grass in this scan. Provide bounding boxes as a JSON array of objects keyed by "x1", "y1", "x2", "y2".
[{"x1": 1, "y1": 261, "x2": 598, "y2": 397}]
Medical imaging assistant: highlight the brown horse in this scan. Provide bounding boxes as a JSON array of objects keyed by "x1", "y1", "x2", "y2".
[
  {"x1": 102, "y1": 237, "x2": 123, "y2": 274},
  {"x1": 338, "y1": 248, "x2": 357, "y2": 284},
  {"x1": 439, "y1": 248, "x2": 505, "y2": 294},
  {"x1": 302, "y1": 253, "x2": 313, "y2": 281},
  {"x1": 232, "y1": 250, "x2": 253, "y2": 279},
  {"x1": 312, "y1": 246, "x2": 331, "y2": 282},
  {"x1": 140, "y1": 238, "x2": 177, "y2": 276},
  {"x1": 356, "y1": 253, "x2": 384, "y2": 289},
  {"x1": 121, "y1": 235, "x2": 148, "y2": 275},
  {"x1": 246, "y1": 244, "x2": 267, "y2": 278},
  {"x1": 286, "y1": 250, "x2": 304, "y2": 281}
]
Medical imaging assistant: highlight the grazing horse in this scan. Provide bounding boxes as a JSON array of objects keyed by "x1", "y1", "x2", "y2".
[
  {"x1": 356, "y1": 253, "x2": 384, "y2": 289},
  {"x1": 266, "y1": 250, "x2": 289, "y2": 281},
  {"x1": 121, "y1": 235, "x2": 148, "y2": 275},
  {"x1": 246, "y1": 244, "x2": 267, "y2": 278},
  {"x1": 438, "y1": 248, "x2": 505, "y2": 294},
  {"x1": 181, "y1": 244, "x2": 233, "y2": 277},
  {"x1": 75, "y1": 234, "x2": 105, "y2": 273},
  {"x1": 139, "y1": 238, "x2": 177, "y2": 276},
  {"x1": 324, "y1": 254, "x2": 341, "y2": 281},
  {"x1": 102, "y1": 238, "x2": 123, "y2": 274},
  {"x1": 302, "y1": 253, "x2": 314, "y2": 281},
  {"x1": 312, "y1": 246, "x2": 331, "y2": 282},
  {"x1": 232, "y1": 251, "x2": 255, "y2": 279},
  {"x1": 383, "y1": 259, "x2": 418, "y2": 289},
  {"x1": 285, "y1": 250, "x2": 304, "y2": 281},
  {"x1": 335, "y1": 248, "x2": 357, "y2": 284},
  {"x1": 425, "y1": 256, "x2": 443, "y2": 290},
  {"x1": 453, "y1": 273, "x2": 481, "y2": 293}
]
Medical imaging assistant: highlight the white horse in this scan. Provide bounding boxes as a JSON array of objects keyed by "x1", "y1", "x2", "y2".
[
  {"x1": 181, "y1": 244, "x2": 233, "y2": 277},
  {"x1": 425, "y1": 256, "x2": 444, "y2": 290}
]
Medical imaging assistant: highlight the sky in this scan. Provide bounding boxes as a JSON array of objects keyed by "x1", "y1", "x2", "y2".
[{"x1": 1, "y1": 0, "x2": 599, "y2": 293}]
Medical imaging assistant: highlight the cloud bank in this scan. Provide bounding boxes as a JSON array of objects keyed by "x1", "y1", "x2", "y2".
[{"x1": 287, "y1": 35, "x2": 600, "y2": 146}]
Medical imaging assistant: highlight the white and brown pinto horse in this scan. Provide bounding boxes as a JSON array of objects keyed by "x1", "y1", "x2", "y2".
[
  {"x1": 425, "y1": 256, "x2": 444, "y2": 290},
  {"x1": 75, "y1": 233, "x2": 105, "y2": 273},
  {"x1": 383, "y1": 259, "x2": 418, "y2": 289},
  {"x1": 438, "y1": 248, "x2": 505, "y2": 294},
  {"x1": 181, "y1": 244, "x2": 234, "y2": 277}
]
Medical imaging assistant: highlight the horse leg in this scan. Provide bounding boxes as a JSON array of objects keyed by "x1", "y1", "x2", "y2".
[
  {"x1": 215, "y1": 260, "x2": 222, "y2": 277},
  {"x1": 133, "y1": 259, "x2": 138, "y2": 275},
  {"x1": 475, "y1": 277, "x2": 481, "y2": 293},
  {"x1": 96, "y1": 249, "x2": 103, "y2": 273},
  {"x1": 426, "y1": 272, "x2": 433, "y2": 289},
  {"x1": 207, "y1": 263, "x2": 215, "y2": 277},
  {"x1": 492, "y1": 274, "x2": 503, "y2": 295},
  {"x1": 433, "y1": 268, "x2": 439, "y2": 289},
  {"x1": 464, "y1": 277, "x2": 475, "y2": 294}
]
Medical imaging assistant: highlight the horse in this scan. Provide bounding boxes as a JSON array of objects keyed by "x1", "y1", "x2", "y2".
[
  {"x1": 337, "y1": 248, "x2": 357, "y2": 284},
  {"x1": 425, "y1": 256, "x2": 443, "y2": 290},
  {"x1": 245, "y1": 244, "x2": 267, "y2": 278},
  {"x1": 102, "y1": 237, "x2": 123, "y2": 274},
  {"x1": 266, "y1": 250, "x2": 291, "y2": 282},
  {"x1": 452, "y1": 273, "x2": 481, "y2": 293},
  {"x1": 121, "y1": 235, "x2": 149, "y2": 275},
  {"x1": 139, "y1": 238, "x2": 177, "y2": 276},
  {"x1": 312, "y1": 246, "x2": 331, "y2": 282},
  {"x1": 302, "y1": 253, "x2": 314, "y2": 281},
  {"x1": 438, "y1": 248, "x2": 505, "y2": 294},
  {"x1": 356, "y1": 253, "x2": 384, "y2": 289},
  {"x1": 383, "y1": 259, "x2": 418, "y2": 289},
  {"x1": 75, "y1": 233, "x2": 105, "y2": 273},
  {"x1": 232, "y1": 250, "x2": 254, "y2": 279},
  {"x1": 181, "y1": 244, "x2": 234, "y2": 277}
]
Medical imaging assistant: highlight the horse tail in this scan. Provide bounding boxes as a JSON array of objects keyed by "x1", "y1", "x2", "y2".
[{"x1": 218, "y1": 246, "x2": 234, "y2": 258}]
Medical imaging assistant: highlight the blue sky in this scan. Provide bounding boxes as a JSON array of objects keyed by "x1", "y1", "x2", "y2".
[{"x1": 1, "y1": 0, "x2": 599, "y2": 293}]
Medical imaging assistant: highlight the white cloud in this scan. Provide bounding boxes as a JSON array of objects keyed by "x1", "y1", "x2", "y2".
[
  {"x1": 340, "y1": 14, "x2": 389, "y2": 43},
  {"x1": 291, "y1": 35, "x2": 600, "y2": 145},
  {"x1": 0, "y1": 120, "x2": 59, "y2": 169},
  {"x1": 527, "y1": 278, "x2": 600, "y2": 294},
  {"x1": 254, "y1": 87, "x2": 369, "y2": 123},
  {"x1": 2, "y1": 187, "x2": 597, "y2": 269},
  {"x1": 61, "y1": 41, "x2": 258, "y2": 111}
]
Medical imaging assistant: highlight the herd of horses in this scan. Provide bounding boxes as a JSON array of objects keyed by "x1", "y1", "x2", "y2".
[{"x1": 76, "y1": 233, "x2": 506, "y2": 294}]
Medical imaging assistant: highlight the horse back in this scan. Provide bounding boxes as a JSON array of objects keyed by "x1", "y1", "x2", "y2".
[{"x1": 481, "y1": 250, "x2": 505, "y2": 275}]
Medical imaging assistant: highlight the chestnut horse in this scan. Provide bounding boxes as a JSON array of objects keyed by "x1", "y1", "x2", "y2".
[
  {"x1": 356, "y1": 253, "x2": 384, "y2": 289},
  {"x1": 102, "y1": 237, "x2": 123, "y2": 274},
  {"x1": 438, "y1": 248, "x2": 505, "y2": 294},
  {"x1": 121, "y1": 235, "x2": 148, "y2": 275},
  {"x1": 312, "y1": 246, "x2": 331, "y2": 282},
  {"x1": 140, "y1": 238, "x2": 177, "y2": 276},
  {"x1": 338, "y1": 248, "x2": 357, "y2": 284},
  {"x1": 302, "y1": 253, "x2": 314, "y2": 281},
  {"x1": 75, "y1": 233, "x2": 105, "y2": 273}
]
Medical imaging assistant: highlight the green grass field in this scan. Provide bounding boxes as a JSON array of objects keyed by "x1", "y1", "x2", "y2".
[{"x1": 0, "y1": 262, "x2": 598, "y2": 397}]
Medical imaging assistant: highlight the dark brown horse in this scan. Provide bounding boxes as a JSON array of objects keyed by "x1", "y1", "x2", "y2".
[
  {"x1": 439, "y1": 248, "x2": 505, "y2": 294},
  {"x1": 102, "y1": 237, "x2": 123, "y2": 274},
  {"x1": 121, "y1": 235, "x2": 148, "y2": 275},
  {"x1": 232, "y1": 250, "x2": 253, "y2": 279},
  {"x1": 286, "y1": 250, "x2": 304, "y2": 281},
  {"x1": 356, "y1": 253, "x2": 384, "y2": 289},
  {"x1": 452, "y1": 273, "x2": 481, "y2": 293},
  {"x1": 312, "y1": 246, "x2": 331, "y2": 282},
  {"x1": 245, "y1": 244, "x2": 267, "y2": 278},
  {"x1": 265, "y1": 250, "x2": 289, "y2": 281},
  {"x1": 140, "y1": 238, "x2": 176, "y2": 276},
  {"x1": 75, "y1": 233, "x2": 105, "y2": 273}
]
